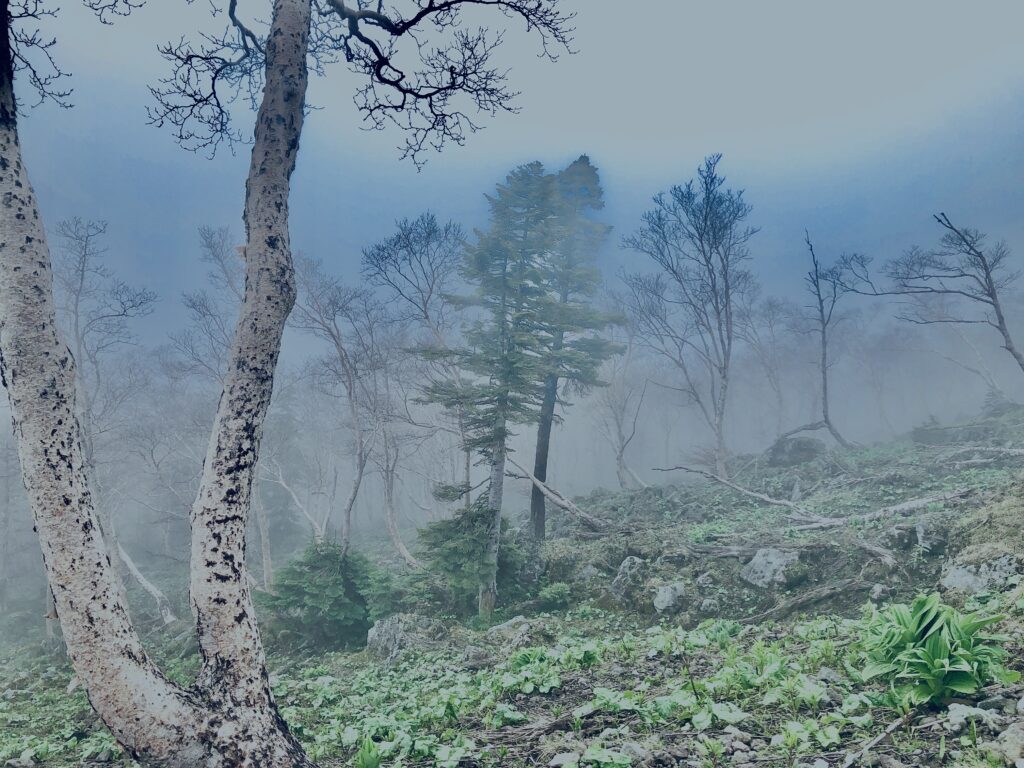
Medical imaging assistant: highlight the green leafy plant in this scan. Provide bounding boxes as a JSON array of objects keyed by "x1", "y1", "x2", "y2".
[
  {"x1": 859, "y1": 593, "x2": 1019, "y2": 705},
  {"x1": 352, "y1": 738, "x2": 381, "y2": 768}
]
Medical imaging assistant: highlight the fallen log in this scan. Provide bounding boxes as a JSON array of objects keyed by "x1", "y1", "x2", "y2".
[
  {"x1": 740, "y1": 579, "x2": 870, "y2": 624},
  {"x1": 506, "y1": 458, "x2": 606, "y2": 531},
  {"x1": 787, "y1": 488, "x2": 973, "y2": 531},
  {"x1": 652, "y1": 464, "x2": 812, "y2": 516}
]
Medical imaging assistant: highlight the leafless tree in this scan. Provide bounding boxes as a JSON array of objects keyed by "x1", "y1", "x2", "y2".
[
  {"x1": 591, "y1": 317, "x2": 647, "y2": 489},
  {"x1": 0, "y1": 0, "x2": 573, "y2": 762},
  {"x1": 169, "y1": 225, "x2": 243, "y2": 383},
  {"x1": 841, "y1": 213, "x2": 1024, "y2": 377},
  {"x1": 737, "y1": 295, "x2": 796, "y2": 440},
  {"x1": 622, "y1": 154, "x2": 758, "y2": 476},
  {"x1": 779, "y1": 233, "x2": 852, "y2": 448},
  {"x1": 362, "y1": 212, "x2": 473, "y2": 508},
  {"x1": 292, "y1": 256, "x2": 389, "y2": 554},
  {"x1": 52, "y1": 218, "x2": 179, "y2": 623}
]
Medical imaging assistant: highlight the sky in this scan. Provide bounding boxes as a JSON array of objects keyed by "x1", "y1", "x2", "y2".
[{"x1": 21, "y1": 0, "x2": 1024, "y2": 340}]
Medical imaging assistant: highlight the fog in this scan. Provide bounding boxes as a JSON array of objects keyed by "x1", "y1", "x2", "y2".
[{"x1": 2, "y1": 3, "x2": 1024, "y2": 764}]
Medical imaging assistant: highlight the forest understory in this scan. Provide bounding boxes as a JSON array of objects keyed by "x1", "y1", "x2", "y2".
[{"x1": 3, "y1": 406, "x2": 1024, "y2": 768}]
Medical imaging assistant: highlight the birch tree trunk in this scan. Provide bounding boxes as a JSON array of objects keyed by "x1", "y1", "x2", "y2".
[
  {"x1": 254, "y1": 485, "x2": 275, "y2": 589},
  {"x1": 186, "y1": 0, "x2": 314, "y2": 759},
  {"x1": 0, "y1": 1, "x2": 319, "y2": 764}
]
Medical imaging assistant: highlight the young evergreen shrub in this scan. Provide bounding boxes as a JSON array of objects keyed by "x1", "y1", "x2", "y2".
[
  {"x1": 258, "y1": 542, "x2": 372, "y2": 649},
  {"x1": 536, "y1": 581, "x2": 573, "y2": 611},
  {"x1": 419, "y1": 497, "x2": 527, "y2": 616}
]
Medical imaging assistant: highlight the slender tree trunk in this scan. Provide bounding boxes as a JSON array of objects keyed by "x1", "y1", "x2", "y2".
[
  {"x1": 990, "y1": 292, "x2": 1024, "y2": 375},
  {"x1": 713, "y1": 410, "x2": 728, "y2": 478},
  {"x1": 615, "y1": 448, "x2": 629, "y2": 490},
  {"x1": 819, "y1": 325, "x2": 850, "y2": 449},
  {"x1": 530, "y1": 372, "x2": 558, "y2": 540},
  {"x1": 463, "y1": 444, "x2": 472, "y2": 512},
  {"x1": 0, "y1": 2, "x2": 319, "y2": 764},
  {"x1": 119, "y1": 543, "x2": 177, "y2": 625},
  {"x1": 480, "y1": 433, "x2": 506, "y2": 618},
  {"x1": 383, "y1": 465, "x2": 420, "y2": 568},
  {"x1": 340, "y1": 435, "x2": 367, "y2": 555}
]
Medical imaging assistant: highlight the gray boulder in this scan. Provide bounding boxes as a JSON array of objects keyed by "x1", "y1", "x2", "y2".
[
  {"x1": 941, "y1": 553, "x2": 1023, "y2": 594},
  {"x1": 945, "y1": 703, "x2": 1003, "y2": 733},
  {"x1": 983, "y1": 721, "x2": 1024, "y2": 765},
  {"x1": 740, "y1": 548, "x2": 801, "y2": 589},
  {"x1": 366, "y1": 613, "x2": 447, "y2": 662},
  {"x1": 652, "y1": 582, "x2": 687, "y2": 614},
  {"x1": 609, "y1": 556, "x2": 647, "y2": 608},
  {"x1": 485, "y1": 615, "x2": 532, "y2": 648}
]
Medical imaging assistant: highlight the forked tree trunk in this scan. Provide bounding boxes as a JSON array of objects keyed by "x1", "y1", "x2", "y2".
[
  {"x1": 0, "y1": 2, "x2": 318, "y2": 765},
  {"x1": 340, "y1": 432, "x2": 368, "y2": 555}
]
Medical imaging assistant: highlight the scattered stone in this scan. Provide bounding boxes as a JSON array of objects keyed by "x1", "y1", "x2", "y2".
[
  {"x1": 548, "y1": 752, "x2": 580, "y2": 767},
  {"x1": 575, "y1": 564, "x2": 601, "y2": 583},
  {"x1": 940, "y1": 553, "x2": 1023, "y2": 594},
  {"x1": 365, "y1": 613, "x2": 447, "y2": 662},
  {"x1": 876, "y1": 756, "x2": 906, "y2": 768},
  {"x1": 698, "y1": 597, "x2": 721, "y2": 614},
  {"x1": 815, "y1": 666, "x2": 843, "y2": 684},
  {"x1": 945, "y1": 703, "x2": 1003, "y2": 733},
  {"x1": 723, "y1": 726, "x2": 753, "y2": 744},
  {"x1": 620, "y1": 742, "x2": 651, "y2": 763},
  {"x1": 983, "y1": 721, "x2": 1024, "y2": 765},
  {"x1": 652, "y1": 582, "x2": 687, "y2": 614},
  {"x1": 609, "y1": 556, "x2": 647, "y2": 609},
  {"x1": 740, "y1": 548, "x2": 801, "y2": 589},
  {"x1": 4, "y1": 749, "x2": 34, "y2": 768},
  {"x1": 979, "y1": 695, "x2": 1015, "y2": 714},
  {"x1": 461, "y1": 645, "x2": 494, "y2": 670},
  {"x1": 485, "y1": 615, "x2": 532, "y2": 647},
  {"x1": 1018, "y1": 695, "x2": 1024, "y2": 715},
  {"x1": 695, "y1": 571, "x2": 714, "y2": 588},
  {"x1": 869, "y1": 583, "x2": 892, "y2": 602},
  {"x1": 915, "y1": 519, "x2": 946, "y2": 554}
]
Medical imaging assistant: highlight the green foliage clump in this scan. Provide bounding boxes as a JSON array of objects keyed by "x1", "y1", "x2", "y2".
[
  {"x1": 258, "y1": 542, "x2": 373, "y2": 649},
  {"x1": 418, "y1": 497, "x2": 527, "y2": 616},
  {"x1": 859, "y1": 593, "x2": 1019, "y2": 706},
  {"x1": 537, "y1": 581, "x2": 572, "y2": 611}
]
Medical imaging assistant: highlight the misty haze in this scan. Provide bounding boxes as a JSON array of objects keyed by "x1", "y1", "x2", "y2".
[{"x1": 0, "y1": 2, "x2": 1023, "y2": 767}]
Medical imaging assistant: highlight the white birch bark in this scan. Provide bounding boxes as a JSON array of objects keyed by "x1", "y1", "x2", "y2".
[{"x1": 0, "y1": 1, "x2": 319, "y2": 764}]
